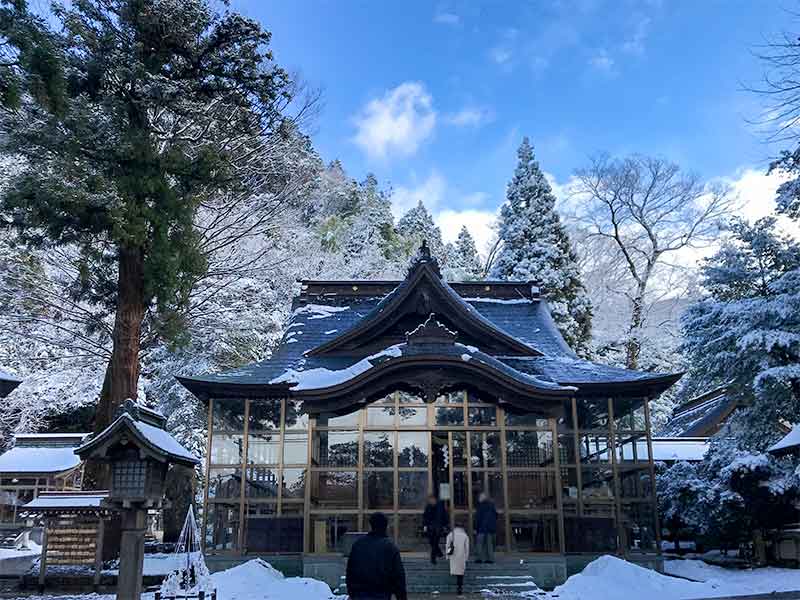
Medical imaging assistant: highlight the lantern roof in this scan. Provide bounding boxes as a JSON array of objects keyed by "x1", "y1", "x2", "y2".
[{"x1": 75, "y1": 400, "x2": 199, "y2": 467}]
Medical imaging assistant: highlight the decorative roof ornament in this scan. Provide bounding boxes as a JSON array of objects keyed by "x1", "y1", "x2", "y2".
[
  {"x1": 406, "y1": 313, "x2": 457, "y2": 346},
  {"x1": 407, "y1": 239, "x2": 441, "y2": 278}
]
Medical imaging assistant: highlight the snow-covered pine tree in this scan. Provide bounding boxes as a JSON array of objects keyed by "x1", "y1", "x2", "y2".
[
  {"x1": 491, "y1": 137, "x2": 592, "y2": 355},
  {"x1": 448, "y1": 226, "x2": 483, "y2": 280},
  {"x1": 397, "y1": 200, "x2": 447, "y2": 264}
]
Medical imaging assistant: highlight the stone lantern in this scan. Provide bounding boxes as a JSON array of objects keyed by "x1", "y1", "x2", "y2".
[{"x1": 76, "y1": 400, "x2": 199, "y2": 600}]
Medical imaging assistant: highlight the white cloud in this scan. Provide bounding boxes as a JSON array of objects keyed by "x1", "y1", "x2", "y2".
[
  {"x1": 621, "y1": 16, "x2": 651, "y2": 56},
  {"x1": 588, "y1": 49, "x2": 615, "y2": 73},
  {"x1": 434, "y1": 11, "x2": 461, "y2": 25},
  {"x1": 445, "y1": 106, "x2": 495, "y2": 128},
  {"x1": 436, "y1": 209, "x2": 498, "y2": 255},
  {"x1": 390, "y1": 172, "x2": 446, "y2": 219},
  {"x1": 352, "y1": 82, "x2": 437, "y2": 160},
  {"x1": 725, "y1": 167, "x2": 799, "y2": 238},
  {"x1": 489, "y1": 46, "x2": 513, "y2": 65}
]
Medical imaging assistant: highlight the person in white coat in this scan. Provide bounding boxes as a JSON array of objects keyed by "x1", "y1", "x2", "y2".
[{"x1": 445, "y1": 524, "x2": 470, "y2": 597}]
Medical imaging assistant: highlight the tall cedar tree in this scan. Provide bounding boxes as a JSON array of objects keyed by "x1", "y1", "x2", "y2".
[
  {"x1": 1, "y1": 0, "x2": 296, "y2": 484},
  {"x1": 491, "y1": 138, "x2": 592, "y2": 355},
  {"x1": 397, "y1": 200, "x2": 446, "y2": 263},
  {"x1": 452, "y1": 226, "x2": 482, "y2": 280}
]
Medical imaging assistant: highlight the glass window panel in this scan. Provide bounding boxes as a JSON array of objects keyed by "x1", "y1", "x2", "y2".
[
  {"x1": 452, "y1": 432, "x2": 467, "y2": 467},
  {"x1": 248, "y1": 400, "x2": 281, "y2": 430},
  {"x1": 509, "y1": 515, "x2": 560, "y2": 553},
  {"x1": 211, "y1": 434, "x2": 244, "y2": 465},
  {"x1": 243, "y1": 504, "x2": 279, "y2": 553},
  {"x1": 397, "y1": 514, "x2": 428, "y2": 552},
  {"x1": 364, "y1": 432, "x2": 394, "y2": 468},
  {"x1": 621, "y1": 502, "x2": 658, "y2": 552},
  {"x1": 247, "y1": 432, "x2": 280, "y2": 465},
  {"x1": 470, "y1": 432, "x2": 500, "y2": 468},
  {"x1": 205, "y1": 502, "x2": 240, "y2": 552},
  {"x1": 310, "y1": 514, "x2": 358, "y2": 553},
  {"x1": 208, "y1": 468, "x2": 241, "y2": 500},
  {"x1": 398, "y1": 406, "x2": 427, "y2": 426},
  {"x1": 471, "y1": 471, "x2": 485, "y2": 507},
  {"x1": 398, "y1": 472, "x2": 428, "y2": 508},
  {"x1": 283, "y1": 432, "x2": 308, "y2": 465},
  {"x1": 564, "y1": 515, "x2": 617, "y2": 553},
  {"x1": 558, "y1": 433, "x2": 578, "y2": 465},
  {"x1": 620, "y1": 469, "x2": 653, "y2": 499},
  {"x1": 284, "y1": 401, "x2": 309, "y2": 431},
  {"x1": 468, "y1": 406, "x2": 497, "y2": 426},
  {"x1": 398, "y1": 432, "x2": 429, "y2": 467},
  {"x1": 317, "y1": 409, "x2": 360, "y2": 428},
  {"x1": 281, "y1": 468, "x2": 306, "y2": 499},
  {"x1": 581, "y1": 466, "x2": 616, "y2": 500},
  {"x1": 364, "y1": 472, "x2": 394, "y2": 510},
  {"x1": 212, "y1": 400, "x2": 245, "y2": 431},
  {"x1": 467, "y1": 390, "x2": 493, "y2": 404},
  {"x1": 435, "y1": 405, "x2": 464, "y2": 426},
  {"x1": 579, "y1": 434, "x2": 611, "y2": 463},
  {"x1": 452, "y1": 471, "x2": 468, "y2": 509},
  {"x1": 315, "y1": 431, "x2": 358, "y2": 467},
  {"x1": 398, "y1": 390, "x2": 424, "y2": 404},
  {"x1": 373, "y1": 392, "x2": 395, "y2": 404},
  {"x1": 367, "y1": 406, "x2": 396, "y2": 426},
  {"x1": 506, "y1": 431, "x2": 554, "y2": 468},
  {"x1": 311, "y1": 471, "x2": 358, "y2": 509},
  {"x1": 245, "y1": 466, "x2": 279, "y2": 499},
  {"x1": 507, "y1": 471, "x2": 557, "y2": 510},
  {"x1": 561, "y1": 467, "x2": 579, "y2": 501},
  {"x1": 505, "y1": 411, "x2": 550, "y2": 428},
  {"x1": 488, "y1": 472, "x2": 505, "y2": 506}
]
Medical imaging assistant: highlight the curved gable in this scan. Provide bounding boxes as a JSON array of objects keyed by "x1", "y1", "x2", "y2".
[{"x1": 307, "y1": 244, "x2": 541, "y2": 358}]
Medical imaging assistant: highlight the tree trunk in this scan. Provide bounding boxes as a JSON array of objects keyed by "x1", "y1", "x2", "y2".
[
  {"x1": 753, "y1": 529, "x2": 768, "y2": 566},
  {"x1": 625, "y1": 279, "x2": 649, "y2": 370},
  {"x1": 162, "y1": 465, "x2": 196, "y2": 544},
  {"x1": 84, "y1": 246, "x2": 147, "y2": 490}
]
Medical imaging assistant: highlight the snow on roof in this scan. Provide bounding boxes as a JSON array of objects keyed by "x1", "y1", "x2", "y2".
[
  {"x1": 132, "y1": 418, "x2": 198, "y2": 463},
  {"x1": 14, "y1": 433, "x2": 88, "y2": 440},
  {"x1": 24, "y1": 492, "x2": 108, "y2": 510},
  {"x1": 0, "y1": 368, "x2": 22, "y2": 382},
  {"x1": 649, "y1": 437, "x2": 710, "y2": 462},
  {"x1": 0, "y1": 446, "x2": 82, "y2": 474},
  {"x1": 769, "y1": 424, "x2": 800, "y2": 455}
]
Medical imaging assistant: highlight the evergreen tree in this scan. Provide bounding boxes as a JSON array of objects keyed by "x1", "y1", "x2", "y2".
[
  {"x1": 397, "y1": 200, "x2": 446, "y2": 263},
  {"x1": 447, "y1": 226, "x2": 482, "y2": 280},
  {"x1": 0, "y1": 0, "x2": 300, "y2": 484},
  {"x1": 491, "y1": 137, "x2": 592, "y2": 355}
]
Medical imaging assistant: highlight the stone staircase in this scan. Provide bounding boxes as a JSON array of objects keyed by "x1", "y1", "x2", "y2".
[{"x1": 334, "y1": 558, "x2": 550, "y2": 596}]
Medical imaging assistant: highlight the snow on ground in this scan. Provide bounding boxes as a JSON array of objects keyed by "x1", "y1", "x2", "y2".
[
  {"x1": 532, "y1": 555, "x2": 800, "y2": 600},
  {"x1": 0, "y1": 546, "x2": 39, "y2": 560},
  {"x1": 665, "y1": 559, "x2": 800, "y2": 594}
]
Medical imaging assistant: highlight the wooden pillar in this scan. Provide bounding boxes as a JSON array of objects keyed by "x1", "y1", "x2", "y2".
[
  {"x1": 237, "y1": 399, "x2": 251, "y2": 554},
  {"x1": 571, "y1": 397, "x2": 583, "y2": 517},
  {"x1": 303, "y1": 415, "x2": 315, "y2": 554},
  {"x1": 643, "y1": 396, "x2": 662, "y2": 554},
  {"x1": 551, "y1": 416, "x2": 566, "y2": 554},
  {"x1": 498, "y1": 405, "x2": 510, "y2": 551},
  {"x1": 38, "y1": 518, "x2": 49, "y2": 591},
  {"x1": 608, "y1": 398, "x2": 625, "y2": 556},
  {"x1": 93, "y1": 517, "x2": 105, "y2": 591},
  {"x1": 201, "y1": 399, "x2": 214, "y2": 553}
]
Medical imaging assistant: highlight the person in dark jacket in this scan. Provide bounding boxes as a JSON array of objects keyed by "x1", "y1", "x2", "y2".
[
  {"x1": 346, "y1": 512, "x2": 407, "y2": 600},
  {"x1": 423, "y1": 494, "x2": 449, "y2": 564},
  {"x1": 474, "y1": 492, "x2": 497, "y2": 563}
]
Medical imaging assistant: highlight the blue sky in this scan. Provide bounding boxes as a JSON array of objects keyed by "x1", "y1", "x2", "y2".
[{"x1": 232, "y1": 0, "x2": 794, "y2": 250}]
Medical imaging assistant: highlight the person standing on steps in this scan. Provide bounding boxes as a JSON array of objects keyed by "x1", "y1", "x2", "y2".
[
  {"x1": 346, "y1": 512, "x2": 408, "y2": 600},
  {"x1": 475, "y1": 492, "x2": 497, "y2": 563},
  {"x1": 423, "y1": 494, "x2": 449, "y2": 564},
  {"x1": 446, "y1": 521, "x2": 470, "y2": 597}
]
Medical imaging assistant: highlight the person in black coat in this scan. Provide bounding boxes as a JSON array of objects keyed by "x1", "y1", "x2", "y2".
[
  {"x1": 423, "y1": 494, "x2": 449, "y2": 564},
  {"x1": 474, "y1": 492, "x2": 498, "y2": 563},
  {"x1": 346, "y1": 512, "x2": 407, "y2": 600}
]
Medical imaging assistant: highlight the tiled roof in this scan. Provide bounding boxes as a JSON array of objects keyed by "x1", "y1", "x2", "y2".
[
  {"x1": 0, "y1": 368, "x2": 21, "y2": 397},
  {"x1": 657, "y1": 386, "x2": 737, "y2": 437},
  {"x1": 179, "y1": 279, "x2": 679, "y2": 399}
]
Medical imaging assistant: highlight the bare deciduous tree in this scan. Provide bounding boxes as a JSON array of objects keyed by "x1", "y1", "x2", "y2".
[{"x1": 572, "y1": 155, "x2": 734, "y2": 369}]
